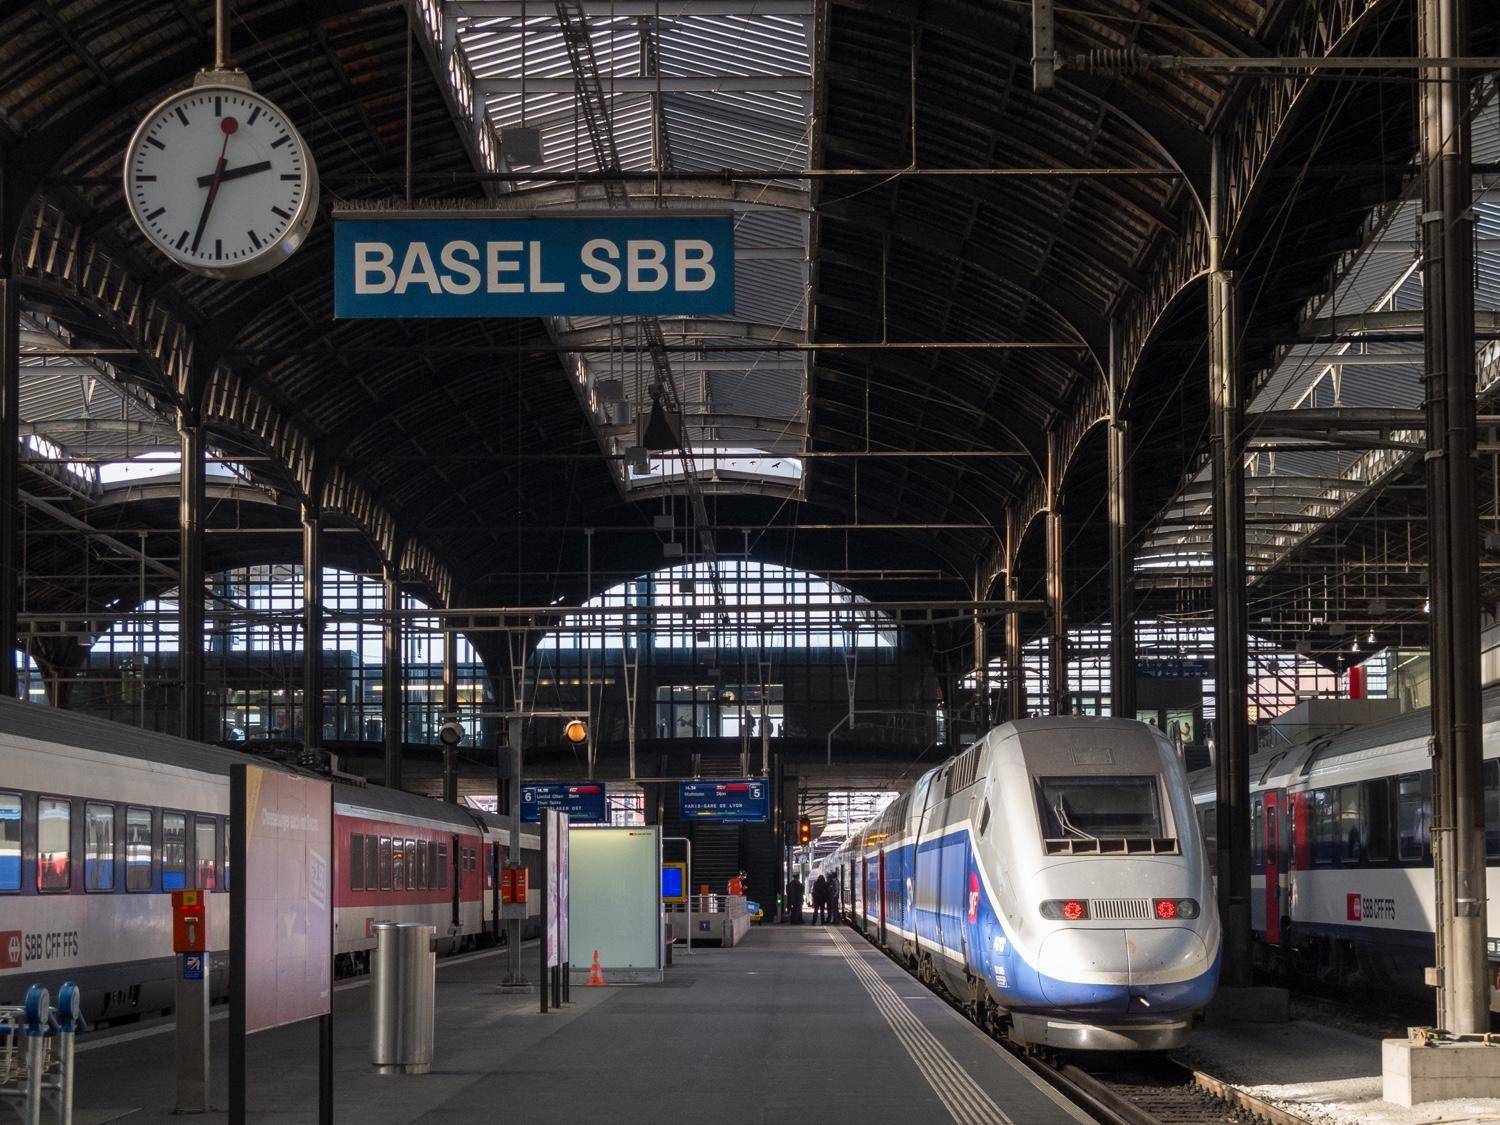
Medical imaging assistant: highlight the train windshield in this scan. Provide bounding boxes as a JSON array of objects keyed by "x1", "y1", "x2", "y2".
[{"x1": 1036, "y1": 776, "x2": 1164, "y2": 841}]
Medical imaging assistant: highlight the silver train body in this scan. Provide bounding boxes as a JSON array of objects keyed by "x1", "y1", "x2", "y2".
[{"x1": 814, "y1": 717, "x2": 1221, "y2": 1049}]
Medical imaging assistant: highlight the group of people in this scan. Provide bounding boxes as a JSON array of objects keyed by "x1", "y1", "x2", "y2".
[{"x1": 783, "y1": 872, "x2": 839, "y2": 924}]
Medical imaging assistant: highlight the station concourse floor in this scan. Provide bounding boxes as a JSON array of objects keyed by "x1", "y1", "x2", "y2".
[{"x1": 69, "y1": 925, "x2": 1088, "y2": 1125}]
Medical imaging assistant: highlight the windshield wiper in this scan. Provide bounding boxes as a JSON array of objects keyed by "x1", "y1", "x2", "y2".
[{"x1": 1052, "y1": 797, "x2": 1098, "y2": 841}]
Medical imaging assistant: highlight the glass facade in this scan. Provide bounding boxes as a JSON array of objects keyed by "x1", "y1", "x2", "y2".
[{"x1": 83, "y1": 564, "x2": 491, "y2": 746}]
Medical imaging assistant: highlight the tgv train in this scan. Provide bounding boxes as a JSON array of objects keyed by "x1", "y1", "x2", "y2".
[
  {"x1": 0, "y1": 698, "x2": 539, "y2": 1024},
  {"x1": 815, "y1": 717, "x2": 1221, "y2": 1050},
  {"x1": 1188, "y1": 690, "x2": 1500, "y2": 997}
]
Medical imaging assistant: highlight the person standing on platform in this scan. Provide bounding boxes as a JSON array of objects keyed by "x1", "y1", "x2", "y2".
[
  {"x1": 811, "y1": 873, "x2": 829, "y2": 924},
  {"x1": 786, "y1": 875, "x2": 805, "y2": 923}
]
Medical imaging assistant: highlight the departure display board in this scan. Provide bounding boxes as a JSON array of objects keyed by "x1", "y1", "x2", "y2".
[
  {"x1": 521, "y1": 782, "x2": 606, "y2": 824},
  {"x1": 679, "y1": 780, "x2": 769, "y2": 823}
]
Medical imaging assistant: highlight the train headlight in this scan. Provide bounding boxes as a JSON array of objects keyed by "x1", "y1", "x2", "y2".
[
  {"x1": 1153, "y1": 898, "x2": 1199, "y2": 920},
  {"x1": 1040, "y1": 899, "x2": 1089, "y2": 921}
]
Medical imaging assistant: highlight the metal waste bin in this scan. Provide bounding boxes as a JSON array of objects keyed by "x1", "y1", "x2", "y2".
[{"x1": 370, "y1": 922, "x2": 436, "y2": 1075}]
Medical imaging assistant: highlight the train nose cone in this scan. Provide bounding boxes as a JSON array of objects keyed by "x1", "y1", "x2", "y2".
[
  {"x1": 1036, "y1": 928, "x2": 1130, "y2": 1010},
  {"x1": 1125, "y1": 927, "x2": 1214, "y2": 1007}
]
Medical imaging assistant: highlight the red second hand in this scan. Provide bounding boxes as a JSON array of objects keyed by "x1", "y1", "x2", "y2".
[{"x1": 204, "y1": 116, "x2": 238, "y2": 213}]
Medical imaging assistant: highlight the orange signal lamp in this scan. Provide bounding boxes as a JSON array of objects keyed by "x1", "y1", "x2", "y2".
[{"x1": 563, "y1": 719, "x2": 588, "y2": 744}]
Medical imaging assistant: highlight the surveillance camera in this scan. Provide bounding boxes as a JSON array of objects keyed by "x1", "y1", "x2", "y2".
[{"x1": 438, "y1": 719, "x2": 464, "y2": 747}]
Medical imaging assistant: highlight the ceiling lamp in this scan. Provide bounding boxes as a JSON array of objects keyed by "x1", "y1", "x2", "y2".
[{"x1": 642, "y1": 389, "x2": 682, "y2": 451}]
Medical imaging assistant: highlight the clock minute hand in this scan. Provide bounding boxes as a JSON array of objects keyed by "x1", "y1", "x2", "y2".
[
  {"x1": 195, "y1": 160, "x2": 272, "y2": 188},
  {"x1": 190, "y1": 117, "x2": 238, "y2": 255}
]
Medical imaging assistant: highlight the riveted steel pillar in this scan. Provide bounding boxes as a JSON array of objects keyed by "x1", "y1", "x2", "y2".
[
  {"x1": 1419, "y1": 0, "x2": 1484, "y2": 1035},
  {"x1": 0, "y1": 276, "x2": 17, "y2": 699},
  {"x1": 178, "y1": 415, "x2": 205, "y2": 741},
  {"x1": 1209, "y1": 136, "x2": 1251, "y2": 989},
  {"x1": 973, "y1": 567, "x2": 990, "y2": 729},
  {"x1": 442, "y1": 623, "x2": 459, "y2": 805},
  {"x1": 1045, "y1": 435, "x2": 1066, "y2": 716},
  {"x1": 383, "y1": 559, "x2": 403, "y2": 791},
  {"x1": 1107, "y1": 325, "x2": 1136, "y2": 720},
  {"x1": 302, "y1": 504, "x2": 322, "y2": 749},
  {"x1": 1005, "y1": 516, "x2": 1024, "y2": 721}
]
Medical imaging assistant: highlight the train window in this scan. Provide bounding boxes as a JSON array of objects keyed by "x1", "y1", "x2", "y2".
[
  {"x1": 406, "y1": 841, "x2": 417, "y2": 890},
  {"x1": 392, "y1": 837, "x2": 405, "y2": 891},
  {"x1": 162, "y1": 813, "x2": 187, "y2": 890},
  {"x1": 1363, "y1": 778, "x2": 1391, "y2": 863},
  {"x1": 365, "y1": 836, "x2": 378, "y2": 891},
  {"x1": 379, "y1": 836, "x2": 392, "y2": 891},
  {"x1": 1250, "y1": 800, "x2": 1264, "y2": 872},
  {"x1": 1397, "y1": 773, "x2": 1431, "y2": 863},
  {"x1": 126, "y1": 807, "x2": 153, "y2": 891},
  {"x1": 1485, "y1": 761, "x2": 1500, "y2": 859},
  {"x1": 37, "y1": 797, "x2": 71, "y2": 892},
  {"x1": 0, "y1": 793, "x2": 19, "y2": 892},
  {"x1": 438, "y1": 844, "x2": 448, "y2": 890},
  {"x1": 428, "y1": 841, "x2": 438, "y2": 887},
  {"x1": 1339, "y1": 785, "x2": 1362, "y2": 863},
  {"x1": 416, "y1": 840, "x2": 427, "y2": 890},
  {"x1": 196, "y1": 818, "x2": 217, "y2": 890},
  {"x1": 1035, "y1": 776, "x2": 1163, "y2": 839},
  {"x1": 1311, "y1": 790, "x2": 1337, "y2": 865},
  {"x1": 85, "y1": 803, "x2": 115, "y2": 891},
  {"x1": 350, "y1": 834, "x2": 365, "y2": 891},
  {"x1": 979, "y1": 800, "x2": 991, "y2": 837}
]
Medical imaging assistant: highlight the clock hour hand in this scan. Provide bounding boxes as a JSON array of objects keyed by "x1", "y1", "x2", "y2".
[{"x1": 195, "y1": 160, "x2": 272, "y2": 188}]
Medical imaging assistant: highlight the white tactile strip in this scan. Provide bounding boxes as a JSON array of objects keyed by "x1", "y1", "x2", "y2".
[{"x1": 828, "y1": 927, "x2": 1012, "y2": 1125}]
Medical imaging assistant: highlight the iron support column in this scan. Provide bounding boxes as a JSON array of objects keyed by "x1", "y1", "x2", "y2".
[
  {"x1": 383, "y1": 560, "x2": 403, "y2": 790},
  {"x1": 505, "y1": 715, "x2": 525, "y2": 985},
  {"x1": 1419, "y1": 0, "x2": 1485, "y2": 1034},
  {"x1": 302, "y1": 505, "x2": 322, "y2": 750},
  {"x1": 1208, "y1": 136, "x2": 1252, "y2": 989},
  {"x1": 973, "y1": 567, "x2": 990, "y2": 729},
  {"x1": 442, "y1": 623, "x2": 459, "y2": 805},
  {"x1": 1107, "y1": 324, "x2": 1136, "y2": 720},
  {"x1": 1004, "y1": 518, "x2": 1024, "y2": 720},
  {"x1": 0, "y1": 276, "x2": 17, "y2": 699},
  {"x1": 1045, "y1": 436, "x2": 1066, "y2": 716},
  {"x1": 178, "y1": 415, "x2": 205, "y2": 741}
]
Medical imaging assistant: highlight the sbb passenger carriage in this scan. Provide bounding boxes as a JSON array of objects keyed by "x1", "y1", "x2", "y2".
[
  {"x1": 1188, "y1": 689, "x2": 1500, "y2": 998},
  {"x1": 0, "y1": 698, "x2": 540, "y2": 1024},
  {"x1": 814, "y1": 717, "x2": 1221, "y2": 1050}
]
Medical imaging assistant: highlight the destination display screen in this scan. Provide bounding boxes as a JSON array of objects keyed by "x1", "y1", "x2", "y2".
[
  {"x1": 679, "y1": 780, "x2": 769, "y2": 823},
  {"x1": 521, "y1": 783, "x2": 606, "y2": 824}
]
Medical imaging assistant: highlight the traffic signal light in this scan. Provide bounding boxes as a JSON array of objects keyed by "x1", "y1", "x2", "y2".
[{"x1": 797, "y1": 816, "x2": 811, "y2": 846}]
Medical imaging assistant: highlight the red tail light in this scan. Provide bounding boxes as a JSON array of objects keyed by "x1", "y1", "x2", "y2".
[
  {"x1": 1153, "y1": 897, "x2": 1200, "y2": 919},
  {"x1": 1063, "y1": 899, "x2": 1087, "y2": 921},
  {"x1": 1039, "y1": 898, "x2": 1090, "y2": 920},
  {"x1": 1154, "y1": 898, "x2": 1178, "y2": 919}
]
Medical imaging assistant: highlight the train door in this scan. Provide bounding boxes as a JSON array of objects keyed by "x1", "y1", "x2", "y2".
[
  {"x1": 1263, "y1": 791, "x2": 1281, "y2": 945},
  {"x1": 451, "y1": 834, "x2": 462, "y2": 929},
  {"x1": 878, "y1": 849, "x2": 887, "y2": 946}
]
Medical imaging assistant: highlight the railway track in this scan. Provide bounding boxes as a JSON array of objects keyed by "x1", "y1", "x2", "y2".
[{"x1": 848, "y1": 924, "x2": 1308, "y2": 1125}]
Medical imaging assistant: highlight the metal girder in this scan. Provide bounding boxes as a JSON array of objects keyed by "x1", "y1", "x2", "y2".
[
  {"x1": 1296, "y1": 309, "x2": 1500, "y2": 340},
  {"x1": 452, "y1": 0, "x2": 811, "y2": 14},
  {"x1": 476, "y1": 75, "x2": 811, "y2": 94}
]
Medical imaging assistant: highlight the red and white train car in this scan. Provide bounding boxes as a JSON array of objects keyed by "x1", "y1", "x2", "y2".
[{"x1": 0, "y1": 698, "x2": 538, "y2": 1024}]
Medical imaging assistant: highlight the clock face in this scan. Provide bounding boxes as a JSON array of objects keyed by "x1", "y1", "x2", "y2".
[{"x1": 123, "y1": 83, "x2": 319, "y2": 279}]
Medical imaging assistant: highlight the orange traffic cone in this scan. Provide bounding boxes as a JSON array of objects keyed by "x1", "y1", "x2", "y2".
[{"x1": 587, "y1": 949, "x2": 606, "y2": 986}]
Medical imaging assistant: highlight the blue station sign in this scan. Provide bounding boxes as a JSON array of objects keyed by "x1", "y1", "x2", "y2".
[
  {"x1": 520, "y1": 782, "x2": 606, "y2": 824},
  {"x1": 333, "y1": 211, "x2": 735, "y2": 318},
  {"x1": 679, "y1": 779, "x2": 770, "y2": 823}
]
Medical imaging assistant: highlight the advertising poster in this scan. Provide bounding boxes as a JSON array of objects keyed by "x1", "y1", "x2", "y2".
[
  {"x1": 557, "y1": 812, "x2": 570, "y2": 967},
  {"x1": 240, "y1": 765, "x2": 333, "y2": 1034},
  {"x1": 544, "y1": 808, "x2": 561, "y2": 969}
]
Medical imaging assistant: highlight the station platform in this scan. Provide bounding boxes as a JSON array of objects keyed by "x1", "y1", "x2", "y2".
[{"x1": 64, "y1": 925, "x2": 1086, "y2": 1124}]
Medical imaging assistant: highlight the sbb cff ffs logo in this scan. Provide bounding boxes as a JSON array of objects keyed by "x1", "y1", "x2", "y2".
[
  {"x1": 1, "y1": 931, "x2": 20, "y2": 970},
  {"x1": 1347, "y1": 893, "x2": 1362, "y2": 921}
]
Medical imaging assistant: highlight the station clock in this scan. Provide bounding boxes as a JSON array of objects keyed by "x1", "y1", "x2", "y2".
[{"x1": 123, "y1": 74, "x2": 319, "y2": 280}]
